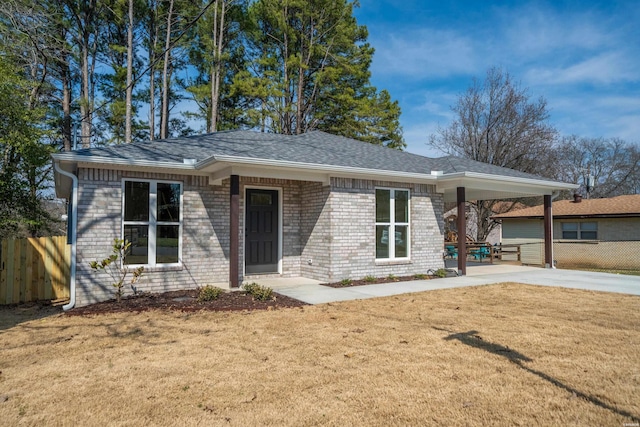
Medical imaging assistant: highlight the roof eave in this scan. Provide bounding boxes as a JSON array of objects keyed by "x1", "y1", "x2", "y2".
[
  {"x1": 52, "y1": 152, "x2": 198, "y2": 172},
  {"x1": 437, "y1": 171, "x2": 577, "y2": 189},
  {"x1": 199, "y1": 154, "x2": 439, "y2": 184},
  {"x1": 436, "y1": 171, "x2": 577, "y2": 202}
]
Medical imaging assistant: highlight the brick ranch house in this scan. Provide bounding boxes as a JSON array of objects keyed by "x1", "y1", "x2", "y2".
[
  {"x1": 52, "y1": 130, "x2": 576, "y2": 308},
  {"x1": 493, "y1": 194, "x2": 640, "y2": 269}
]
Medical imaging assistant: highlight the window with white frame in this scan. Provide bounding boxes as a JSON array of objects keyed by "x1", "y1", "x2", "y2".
[
  {"x1": 561, "y1": 222, "x2": 597, "y2": 240},
  {"x1": 375, "y1": 188, "x2": 410, "y2": 260},
  {"x1": 122, "y1": 180, "x2": 182, "y2": 266}
]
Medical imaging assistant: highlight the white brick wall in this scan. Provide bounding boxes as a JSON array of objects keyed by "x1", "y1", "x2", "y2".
[
  {"x1": 325, "y1": 178, "x2": 444, "y2": 281},
  {"x1": 75, "y1": 168, "x2": 228, "y2": 306},
  {"x1": 74, "y1": 170, "x2": 445, "y2": 305}
]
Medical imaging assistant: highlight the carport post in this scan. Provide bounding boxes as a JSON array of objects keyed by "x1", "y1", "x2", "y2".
[
  {"x1": 230, "y1": 175, "x2": 240, "y2": 287},
  {"x1": 457, "y1": 187, "x2": 467, "y2": 275},
  {"x1": 544, "y1": 194, "x2": 553, "y2": 268}
]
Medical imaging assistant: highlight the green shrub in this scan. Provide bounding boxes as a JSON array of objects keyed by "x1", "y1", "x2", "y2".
[
  {"x1": 413, "y1": 273, "x2": 427, "y2": 280},
  {"x1": 364, "y1": 275, "x2": 377, "y2": 283},
  {"x1": 387, "y1": 274, "x2": 397, "y2": 281},
  {"x1": 243, "y1": 283, "x2": 274, "y2": 301},
  {"x1": 198, "y1": 285, "x2": 224, "y2": 302},
  {"x1": 340, "y1": 278, "x2": 353, "y2": 286},
  {"x1": 435, "y1": 268, "x2": 447, "y2": 278}
]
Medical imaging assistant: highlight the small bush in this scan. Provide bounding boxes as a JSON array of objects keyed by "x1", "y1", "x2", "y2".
[
  {"x1": 340, "y1": 278, "x2": 353, "y2": 286},
  {"x1": 198, "y1": 285, "x2": 224, "y2": 302},
  {"x1": 243, "y1": 283, "x2": 274, "y2": 301},
  {"x1": 89, "y1": 238, "x2": 144, "y2": 302},
  {"x1": 364, "y1": 275, "x2": 377, "y2": 283},
  {"x1": 435, "y1": 268, "x2": 447, "y2": 278},
  {"x1": 387, "y1": 274, "x2": 397, "y2": 281},
  {"x1": 413, "y1": 273, "x2": 427, "y2": 280}
]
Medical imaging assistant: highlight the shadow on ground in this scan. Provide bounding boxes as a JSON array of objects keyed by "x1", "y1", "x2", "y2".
[
  {"x1": 434, "y1": 327, "x2": 639, "y2": 423},
  {"x1": 0, "y1": 302, "x2": 63, "y2": 331}
]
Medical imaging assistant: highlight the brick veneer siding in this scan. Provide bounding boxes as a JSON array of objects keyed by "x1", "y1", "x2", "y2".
[
  {"x1": 73, "y1": 170, "x2": 445, "y2": 305},
  {"x1": 325, "y1": 178, "x2": 444, "y2": 281},
  {"x1": 74, "y1": 168, "x2": 229, "y2": 307},
  {"x1": 300, "y1": 183, "x2": 331, "y2": 280}
]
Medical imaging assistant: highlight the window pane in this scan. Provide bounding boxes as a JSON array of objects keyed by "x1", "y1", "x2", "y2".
[
  {"x1": 395, "y1": 190, "x2": 409, "y2": 223},
  {"x1": 562, "y1": 231, "x2": 578, "y2": 239},
  {"x1": 157, "y1": 183, "x2": 180, "y2": 222},
  {"x1": 581, "y1": 231, "x2": 597, "y2": 240},
  {"x1": 157, "y1": 225, "x2": 179, "y2": 263},
  {"x1": 124, "y1": 181, "x2": 149, "y2": 221},
  {"x1": 250, "y1": 192, "x2": 273, "y2": 206},
  {"x1": 562, "y1": 223, "x2": 578, "y2": 231},
  {"x1": 376, "y1": 225, "x2": 389, "y2": 258},
  {"x1": 395, "y1": 225, "x2": 408, "y2": 257},
  {"x1": 376, "y1": 189, "x2": 390, "y2": 222},
  {"x1": 124, "y1": 225, "x2": 148, "y2": 264},
  {"x1": 581, "y1": 222, "x2": 597, "y2": 231}
]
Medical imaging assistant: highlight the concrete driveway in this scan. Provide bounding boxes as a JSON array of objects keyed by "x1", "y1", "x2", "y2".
[{"x1": 265, "y1": 266, "x2": 639, "y2": 305}]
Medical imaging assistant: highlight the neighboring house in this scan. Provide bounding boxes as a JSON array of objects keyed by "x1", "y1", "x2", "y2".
[
  {"x1": 53, "y1": 130, "x2": 574, "y2": 307},
  {"x1": 443, "y1": 202, "x2": 526, "y2": 245},
  {"x1": 493, "y1": 194, "x2": 640, "y2": 268}
]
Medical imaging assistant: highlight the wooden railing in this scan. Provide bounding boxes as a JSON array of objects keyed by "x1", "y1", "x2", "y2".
[
  {"x1": 0, "y1": 236, "x2": 70, "y2": 304},
  {"x1": 492, "y1": 244, "x2": 522, "y2": 262},
  {"x1": 445, "y1": 242, "x2": 522, "y2": 263}
]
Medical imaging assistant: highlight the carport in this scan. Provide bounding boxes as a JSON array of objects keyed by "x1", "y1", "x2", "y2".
[{"x1": 432, "y1": 158, "x2": 578, "y2": 275}]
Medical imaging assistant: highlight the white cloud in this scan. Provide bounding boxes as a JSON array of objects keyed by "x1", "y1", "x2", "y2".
[
  {"x1": 371, "y1": 29, "x2": 478, "y2": 79},
  {"x1": 545, "y1": 91, "x2": 640, "y2": 142},
  {"x1": 498, "y1": 5, "x2": 614, "y2": 56},
  {"x1": 525, "y1": 52, "x2": 637, "y2": 86}
]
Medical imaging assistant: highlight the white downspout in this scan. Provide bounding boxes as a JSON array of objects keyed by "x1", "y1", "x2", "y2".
[
  {"x1": 55, "y1": 161, "x2": 78, "y2": 311},
  {"x1": 549, "y1": 191, "x2": 560, "y2": 269}
]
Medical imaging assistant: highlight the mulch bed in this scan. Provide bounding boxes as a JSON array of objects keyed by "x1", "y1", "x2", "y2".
[
  {"x1": 66, "y1": 289, "x2": 308, "y2": 316},
  {"x1": 323, "y1": 274, "x2": 440, "y2": 288}
]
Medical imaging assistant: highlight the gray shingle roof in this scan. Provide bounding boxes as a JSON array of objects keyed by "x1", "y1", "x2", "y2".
[
  {"x1": 60, "y1": 129, "x2": 557, "y2": 182},
  {"x1": 429, "y1": 156, "x2": 556, "y2": 181}
]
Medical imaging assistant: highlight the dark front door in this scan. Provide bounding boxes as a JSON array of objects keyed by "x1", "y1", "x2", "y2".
[{"x1": 245, "y1": 189, "x2": 279, "y2": 274}]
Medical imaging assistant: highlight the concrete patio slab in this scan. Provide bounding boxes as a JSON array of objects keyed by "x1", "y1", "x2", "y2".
[{"x1": 261, "y1": 266, "x2": 639, "y2": 305}]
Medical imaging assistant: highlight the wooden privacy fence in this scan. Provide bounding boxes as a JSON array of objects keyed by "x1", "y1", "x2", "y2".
[{"x1": 0, "y1": 236, "x2": 70, "y2": 304}]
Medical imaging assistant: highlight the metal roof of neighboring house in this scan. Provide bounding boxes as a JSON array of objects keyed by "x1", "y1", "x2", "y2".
[{"x1": 492, "y1": 195, "x2": 640, "y2": 219}]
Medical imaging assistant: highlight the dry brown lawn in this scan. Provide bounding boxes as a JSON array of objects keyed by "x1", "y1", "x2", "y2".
[{"x1": 1, "y1": 283, "x2": 639, "y2": 426}]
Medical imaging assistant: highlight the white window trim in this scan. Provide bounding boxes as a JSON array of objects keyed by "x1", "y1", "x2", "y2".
[
  {"x1": 375, "y1": 187, "x2": 411, "y2": 261},
  {"x1": 561, "y1": 221, "x2": 598, "y2": 240},
  {"x1": 121, "y1": 178, "x2": 183, "y2": 269}
]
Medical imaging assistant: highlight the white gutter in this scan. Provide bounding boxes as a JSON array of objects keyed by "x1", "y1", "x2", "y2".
[
  {"x1": 54, "y1": 162, "x2": 78, "y2": 311},
  {"x1": 52, "y1": 153, "x2": 198, "y2": 171}
]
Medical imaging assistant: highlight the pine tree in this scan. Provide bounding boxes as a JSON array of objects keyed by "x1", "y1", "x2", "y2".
[{"x1": 233, "y1": 0, "x2": 404, "y2": 148}]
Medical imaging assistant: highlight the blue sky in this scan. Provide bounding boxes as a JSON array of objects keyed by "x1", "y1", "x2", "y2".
[{"x1": 353, "y1": 0, "x2": 640, "y2": 157}]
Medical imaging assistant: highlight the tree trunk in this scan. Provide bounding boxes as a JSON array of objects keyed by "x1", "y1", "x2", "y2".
[
  {"x1": 62, "y1": 60, "x2": 72, "y2": 151},
  {"x1": 125, "y1": 0, "x2": 134, "y2": 143},
  {"x1": 281, "y1": 4, "x2": 291, "y2": 134},
  {"x1": 296, "y1": 65, "x2": 304, "y2": 134},
  {"x1": 80, "y1": 37, "x2": 91, "y2": 148},
  {"x1": 160, "y1": 0, "x2": 174, "y2": 140},
  {"x1": 148, "y1": 5, "x2": 158, "y2": 141},
  {"x1": 210, "y1": 0, "x2": 225, "y2": 133}
]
